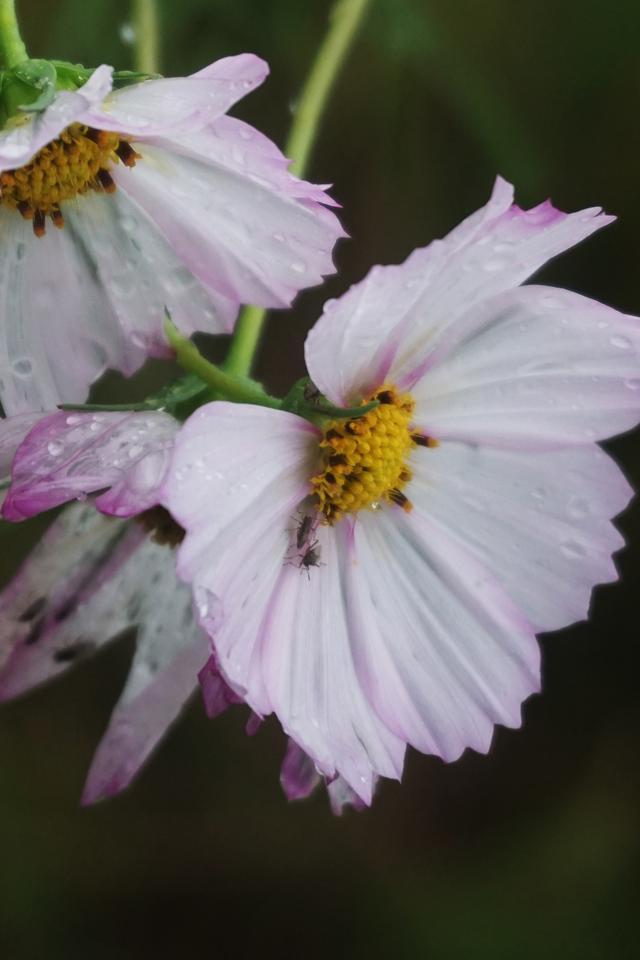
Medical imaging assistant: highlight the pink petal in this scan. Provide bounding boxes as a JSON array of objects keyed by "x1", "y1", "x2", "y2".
[
  {"x1": 280, "y1": 740, "x2": 321, "y2": 801},
  {"x1": 412, "y1": 286, "x2": 640, "y2": 449},
  {"x1": 409, "y1": 441, "x2": 632, "y2": 633},
  {"x1": 305, "y1": 177, "x2": 613, "y2": 405},
  {"x1": 114, "y1": 140, "x2": 343, "y2": 309},
  {"x1": 2, "y1": 410, "x2": 178, "y2": 521},
  {"x1": 0, "y1": 65, "x2": 114, "y2": 172},
  {"x1": 198, "y1": 654, "x2": 243, "y2": 719},
  {"x1": 351, "y1": 509, "x2": 540, "y2": 761},
  {"x1": 0, "y1": 412, "x2": 45, "y2": 478},
  {"x1": 85, "y1": 55, "x2": 269, "y2": 137}
]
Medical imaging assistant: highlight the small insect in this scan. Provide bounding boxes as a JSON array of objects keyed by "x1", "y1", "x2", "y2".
[
  {"x1": 295, "y1": 513, "x2": 315, "y2": 550},
  {"x1": 303, "y1": 381, "x2": 322, "y2": 404},
  {"x1": 297, "y1": 541, "x2": 323, "y2": 579}
]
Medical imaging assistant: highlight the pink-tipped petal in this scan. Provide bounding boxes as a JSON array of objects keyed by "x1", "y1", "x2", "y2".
[
  {"x1": 3, "y1": 410, "x2": 178, "y2": 521},
  {"x1": 411, "y1": 286, "x2": 640, "y2": 449},
  {"x1": 280, "y1": 740, "x2": 321, "y2": 801},
  {"x1": 0, "y1": 65, "x2": 114, "y2": 172},
  {"x1": 198, "y1": 654, "x2": 243, "y2": 719},
  {"x1": 305, "y1": 178, "x2": 613, "y2": 405},
  {"x1": 84, "y1": 55, "x2": 269, "y2": 137},
  {"x1": 409, "y1": 441, "x2": 632, "y2": 633},
  {"x1": 351, "y1": 509, "x2": 540, "y2": 761},
  {"x1": 114, "y1": 140, "x2": 343, "y2": 309},
  {"x1": 65, "y1": 191, "x2": 238, "y2": 354}
]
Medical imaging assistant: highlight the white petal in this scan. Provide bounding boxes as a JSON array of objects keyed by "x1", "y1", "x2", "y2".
[
  {"x1": 85, "y1": 55, "x2": 269, "y2": 137},
  {"x1": 65, "y1": 192, "x2": 238, "y2": 353},
  {"x1": 0, "y1": 65, "x2": 114, "y2": 172},
  {"x1": 409, "y1": 441, "x2": 632, "y2": 632},
  {"x1": 0, "y1": 209, "x2": 132, "y2": 414},
  {"x1": 351, "y1": 509, "x2": 540, "y2": 760},
  {"x1": 305, "y1": 178, "x2": 613, "y2": 404},
  {"x1": 0, "y1": 504, "x2": 132, "y2": 689},
  {"x1": 114, "y1": 141, "x2": 341, "y2": 308},
  {"x1": 412, "y1": 286, "x2": 640, "y2": 449},
  {"x1": 81, "y1": 540, "x2": 209, "y2": 804}
]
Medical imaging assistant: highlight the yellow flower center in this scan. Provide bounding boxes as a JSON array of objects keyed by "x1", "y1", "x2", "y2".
[
  {"x1": 0, "y1": 123, "x2": 140, "y2": 237},
  {"x1": 311, "y1": 385, "x2": 437, "y2": 524}
]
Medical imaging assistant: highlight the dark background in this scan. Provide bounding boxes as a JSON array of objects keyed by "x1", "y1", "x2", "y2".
[{"x1": 1, "y1": 1, "x2": 639, "y2": 957}]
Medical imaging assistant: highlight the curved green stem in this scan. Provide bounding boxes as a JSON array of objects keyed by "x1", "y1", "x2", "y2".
[
  {"x1": 224, "y1": 0, "x2": 372, "y2": 378},
  {"x1": 165, "y1": 318, "x2": 282, "y2": 409},
  {"x1": 0, "y1": 0, "x2": 27, "y2": 69},
  {"x1": 133, "y1": 0, "x2": 160, "y2": 75}
]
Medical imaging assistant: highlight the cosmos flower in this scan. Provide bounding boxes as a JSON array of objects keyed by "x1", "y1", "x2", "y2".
[
  {"x1": 161, "y1": 178, "x2": 640, "y2": 805},
  {"x1": 0, "y1": 55, "x2": 344, "y2": 415},
  {"x1": 0, "y1": 414, "x2": 360, "y2": 810}
]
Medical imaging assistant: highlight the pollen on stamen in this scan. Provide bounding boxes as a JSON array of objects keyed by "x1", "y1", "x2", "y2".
[
  {"x1": 311, "y1": 384, "x2": 435, "y2": 524},
  {"x1": 0, "y1": 123, "x2": 141, "y2": 238}
]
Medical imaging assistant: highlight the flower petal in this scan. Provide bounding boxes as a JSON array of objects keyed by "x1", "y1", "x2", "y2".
[
  {"x1": 0, "y1": 412, "x2": 44, "y2": 479},
  {"x1": 114, "y1": 140, "x2": 343, "y2": 308},
  {"x1": 280, "y1": 740, "x2": 321, "y2": 801},
  {"x1": 0, "y1": 65, "x2": 114, "y2": 172},
  {"x1": 409, "y1": 441, "x2": 632, "y2": 633},
  {"x1": 2, "y1": 410, "x2": 178, "y2": 521},
  {"x1": 64, "y1": 191, "x2": 238, "y2": 355},
  {"x1": 411, "y1": 286, "x2": 640, "y2": 449},
  {"x1": 81, "y1": 542, "x2": 209, "y2": 804},
  {"x1": 305, "y1": 177, "x2": 613, "y2": 404},
  {"x1": 0, "y1": 504, "x2": 134, "y2": 690},
  {"x1": 349, "y1": 508, "x2": 539, "y2": 761},
  {"x1": 85, "y1": 55, "x2": 269, "y2": 137},
  {"x1": 0, "y1": 209, "x2": 131, "y2": 414}
]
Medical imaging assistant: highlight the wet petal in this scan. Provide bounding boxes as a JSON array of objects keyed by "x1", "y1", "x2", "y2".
[
  {"x1": 350, "y1": 509, "x2": 540, "y2": 761},
  {"x1": 409, "y1": 441, "x2": 632, "y2": 633},
  {"x1": 0, "y1": 65, "x2": 113, "y2": 172},
  {"x1": 114, "y1": 141, "x2": 343, "y2": 309},
  {"x1": 305, "y1": 178, "x2": 613, "y2": 404},
  {"x1": 65, "y1": 191, "x2": 238, "y2": 353},
  {"x1": 0, "y1": 209, "x2": 131, "y2": 415},
  {"x1": 85, "y1": 55, "x2": 268, "y2": 137},
  {"x1": 0, "y1": 503, "x2": 133, "y2": 688},
  {"x1": 3, "y1": 410, "x2": 178, "y2": 521},
  {"x1": 412, "y1": 286, "x2": 640, "y2": 449},
  {"x1": 0, "y1": 412, "x2": 45, "y2": 479}
]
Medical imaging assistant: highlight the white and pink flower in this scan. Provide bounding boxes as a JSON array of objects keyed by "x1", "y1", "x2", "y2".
[
  {"x1": 0, "y1": 56, "x2": 344, "y2": 414},
  {"x1": 161, "y1": 178, "x2": 640, "y2": 804}
]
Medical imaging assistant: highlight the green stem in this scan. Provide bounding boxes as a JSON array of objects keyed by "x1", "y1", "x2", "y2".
[
  {"x1": 133, "y1": 0, "x2": 160, "y2": 75},
  {"x1": 0, "y1": 0, "x2": 27, "y2": 69},
  {"x1": 165, "y1": 319, "x2": 282, "y2": 409},
  {"x1": 224, "y1": 0, "x2": 372, "y2": 378}
]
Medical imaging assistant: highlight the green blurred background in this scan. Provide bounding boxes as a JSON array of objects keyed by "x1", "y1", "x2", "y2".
[{"x1": 1, "y1": 1, "x2": 639, "y2": 957}]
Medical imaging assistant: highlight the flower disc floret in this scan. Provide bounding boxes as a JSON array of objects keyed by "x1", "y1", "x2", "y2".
[
  {"x1": 311, "y1": 386, "x2": 419, "y2": 523},
  {"x1": 0, "y1": 123, "x2": 138, "y2": 236}
]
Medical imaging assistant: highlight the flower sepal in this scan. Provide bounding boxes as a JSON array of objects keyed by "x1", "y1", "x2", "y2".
[
  {"x1": 0, "y1": 58, "x2": 58, "y2": 123},
  {"x1": 281, "y1": 376, "x2": 380, "y2": 424}
]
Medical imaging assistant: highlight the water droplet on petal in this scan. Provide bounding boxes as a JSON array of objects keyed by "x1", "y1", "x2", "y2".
[
  {"x1": 610, "y1": 335, "x2": 632, "y2": 350},
  {"x1": 290, "y1": 260, "x2": 306, "y2": 274},
  {"x1": 561, "y1": 539, "x2": 587, "y2": 559},
  {"x1": 624, "y1": 378, "x2": 640, "y2": 391},
  {"x1": 12, "y1": 357, "x2": 32, "y2": 377},
  {"x1": 47, "y1": 441, "x2": 64, "y2": 457}
]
